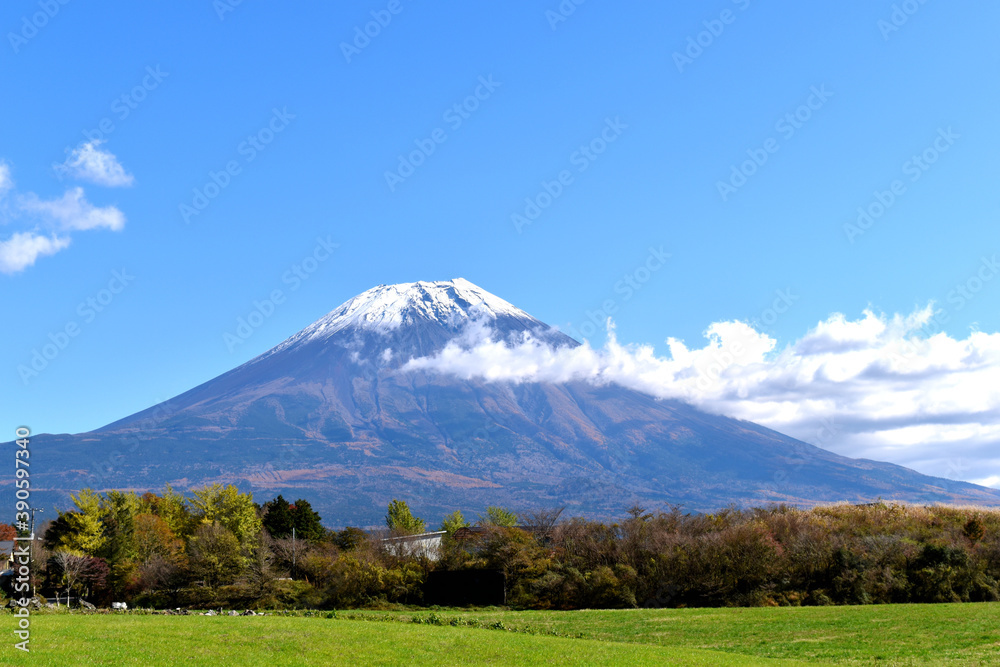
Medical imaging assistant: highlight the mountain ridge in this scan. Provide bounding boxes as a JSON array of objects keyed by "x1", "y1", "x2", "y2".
[{"x1": 9, "y1": 278, "x2": 1000, "y2": 526}]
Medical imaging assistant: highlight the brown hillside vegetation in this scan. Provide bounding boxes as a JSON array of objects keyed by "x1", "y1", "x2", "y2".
[{"x1": 19, "y1": 488, "x2": 1000, "y2": 611}]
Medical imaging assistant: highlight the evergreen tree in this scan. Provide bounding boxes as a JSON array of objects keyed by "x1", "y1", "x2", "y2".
[
  {"x1": 289, "y1": 499, "x2": 325, "y2": 541},
  {"x1": 42, "y1": 513, "x2": 77, "y2": 550},
  {"x1": 262, "y1": 495, "x2": 294, "y2": 539},
  {"x1": 333, "y1": 527, "x2": 366, "y2": 551}
]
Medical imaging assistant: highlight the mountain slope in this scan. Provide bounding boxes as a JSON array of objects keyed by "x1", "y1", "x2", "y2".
[{"x1": 15, "y1": 279, "x2": 1000, "y2": 526}]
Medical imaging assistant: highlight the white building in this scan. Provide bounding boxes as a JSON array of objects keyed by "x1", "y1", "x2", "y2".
[{"x1": 379, "y1": 531, "x2": 446, "y2": 560}]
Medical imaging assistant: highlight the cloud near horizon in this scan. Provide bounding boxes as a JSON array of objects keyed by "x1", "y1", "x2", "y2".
[
  {"x1": 0, "y1": 158, "x2": 127, "y2": 274},
  {"x1": 403, "y1": 307, "x2": 1000, "y2": 489}
]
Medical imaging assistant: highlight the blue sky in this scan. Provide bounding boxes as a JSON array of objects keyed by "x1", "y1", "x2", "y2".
[{"x1": 3, "y1": 1, "x2": 1000, "y2": 484}]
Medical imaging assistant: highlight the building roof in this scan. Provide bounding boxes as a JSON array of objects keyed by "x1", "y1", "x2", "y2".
[{"x1": 379, "y1": 530, "x2": 447, "y2": 544}]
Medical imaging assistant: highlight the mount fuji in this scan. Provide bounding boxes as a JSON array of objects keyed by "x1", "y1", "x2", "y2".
[{"x1": 16, "y1": 279, "x2": 1000, "y2": 526}]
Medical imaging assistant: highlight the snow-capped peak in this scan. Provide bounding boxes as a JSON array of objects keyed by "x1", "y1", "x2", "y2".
[{"x1": 282, "y1": 278, "x2": 537, "y2": 345}]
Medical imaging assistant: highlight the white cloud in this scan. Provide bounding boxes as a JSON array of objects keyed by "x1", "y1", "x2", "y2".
[
  {"x1": 974, "y1": 475, "x2": 1000, "y2": 488},
  {"x1": 19, "y1": 187, "x2": 125, "y2": 232},
  {"x1": 0, "y1": 161, "x2": 13, "y2": 196},
  {"x1": 0, "y1": 158, "x2": 127, "y2": 274},
  {"x1": 403, "y1": 307, "x2": 1000, "y2": 489},
  {"x1": 0, "y1": 232, "x2": 71, "y2": 274},
  {"x1": 56, "y1": 140, "x2": 134, "y2": 187}
]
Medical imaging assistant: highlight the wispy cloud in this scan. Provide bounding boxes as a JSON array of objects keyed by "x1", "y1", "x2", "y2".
[
  {"x1": 0, "y1": 161, "x2": 13, "y2": 196},
  {"x1": 55, "y1": 140, "x2": 134, "y2": 187},
  {"x1": 19, "y1": 187, "x2": 125, "y2": 232},
  {"x1": 0, "y1": 232, "x2": 71, "y2": 274},
  {"x1": 0, "y1": 160, "x2": 126, "y2": 274},
  {"x1": 403, "y1": 307, "x2": 1000, "y2": 488}
]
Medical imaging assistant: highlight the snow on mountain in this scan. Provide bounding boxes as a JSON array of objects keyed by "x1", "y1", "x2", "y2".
[{"x1": 268, "y1": 279, "x2": 557, "y2": 357}]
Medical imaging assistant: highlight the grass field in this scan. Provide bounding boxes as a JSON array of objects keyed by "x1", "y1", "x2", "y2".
[
  {"x1": 350, "y1": 603, "x2": 1000, "y2": 665},
  {"x1": 1, "y1": 603, "x2": 996, "y2": 666},
  {"x1": 1, "y1": 613, "x2": 805, "y2": 666}
]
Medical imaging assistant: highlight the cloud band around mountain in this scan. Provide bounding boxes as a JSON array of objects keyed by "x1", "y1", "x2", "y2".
[{"x1": 403, "y1": 306, "x2": 1000, "y2": 490}]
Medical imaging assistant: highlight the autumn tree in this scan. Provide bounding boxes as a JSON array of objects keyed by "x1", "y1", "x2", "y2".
[
  {"x1": 385, "y1": 499, "x2": 425, "y2": 534},
  {"x1": 964, "y1": 517, "x2": 986, "y2": 543},
  {"x1": 133, "y1": 514, "x2": 183, "y2": 563},
  {"x1": 481, "y1": 506, "x2": 518, "y2": 527},
  {"x1": 131, "y1": 513, "x2": 186, "y2": 596},
  {"x1": 152, "y1": 485, "x2": 193, "y2": 537},
  {"x1": 441, "y1": 510, "x2": 470, "y2": 536},
  {"x1": 187, "y1": 522, "x2": 243, "y2": 589},
  {"x1": 58, "y1": 490, "x2": 107, "y2": 554},
  {"x1": 240, "y1": 533, "x2": 279, "y2": 603},
  {"x1": 189, "y1": 484, "x2": 262, "y2": 547},
  {"x1": 0, "y1": 523, "x2": 16, "y2": 541},
  {"x1": 521, "y1": 507, "x2": 565, "y2": 535}
]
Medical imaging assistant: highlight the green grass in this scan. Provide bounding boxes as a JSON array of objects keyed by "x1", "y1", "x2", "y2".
[
  {"x1": 349, "y1": 603, "x2": 1000, "y2": 665},
  {"x1": 0, "y1": 614, "x2": 804, "y2": 666},
  {"x1": 3, "y1": 603, "x2": 998, "y2": 665}
]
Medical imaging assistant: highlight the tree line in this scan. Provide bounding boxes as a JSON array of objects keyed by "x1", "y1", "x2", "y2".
[{"x1": 4, "y1": 486, "x2": 999, "y2": 609}]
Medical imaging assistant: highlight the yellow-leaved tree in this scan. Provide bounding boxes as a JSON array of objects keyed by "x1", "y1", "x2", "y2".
[
  {"x1": 188, "y1": 484, "x2": 262, "y2": 547},
  {"x1": 60, "y1": 489, "x2": 107, "y2": 555}
]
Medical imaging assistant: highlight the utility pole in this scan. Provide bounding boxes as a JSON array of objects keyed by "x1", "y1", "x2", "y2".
[
  {"x1": 291, "y1": 527, "x2": 296, "y2": 579},
  {"x1": 28, "y1": 507, "x2": 43, "y2": 600}
]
